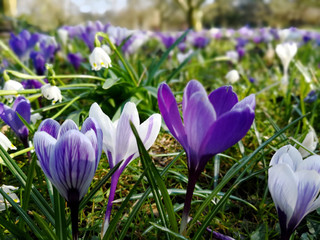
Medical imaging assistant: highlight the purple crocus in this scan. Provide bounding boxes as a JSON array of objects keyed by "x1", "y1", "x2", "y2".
[
  {"x1": 21, "y1": 79, "x2": 46, "y2": 89},
  {"x1": 0, "y1": 96, "x2": 31, "y2": 147},
  {"x1": 67, "y1": 53, "x2": 83, "y2": 70},
  {"x1": 158, "y1": 80, "x2": 255, "y2": 233},
  {"x1": 30, "y1": 51, "x2": 46, "y2": 75},
  {"x1": 34, "y1": 118, "x2": 102, "y2": 239},
  {"x1": 9, "y1": 30, "x2": 39, "y2": 61}
]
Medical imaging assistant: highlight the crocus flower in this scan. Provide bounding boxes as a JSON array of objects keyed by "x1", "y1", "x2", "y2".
[
  {"x1": 158, "y1": 80, "x2": 255, "y2": 233},
  {"x1": 268, "y1": 145, "x2": 320, "y2": 240},
  {"x1": 67, "y1": 53, "x2": 83, "y2": 70},
  {"x1": 0, "y1": 185, "x2": 20, "y2": 211},
  {"x1": 298, "y1": 130, "x2": 318, "y2": 158},
  {"x1": 89, "y1": 47, "x2": 112, "y2": 71},
  {"x1": 89, "y1": 102, "x2": 161, "y2": 235},
  {"x1": 225, "y1": 70, "x2": 240, "y2": 84},
  {"x1": 30, "y1": 51, "x2": 46, "y2": 75},
  {"x1": 0, "y1": 96, "x2": 31, "y2": 147},
  {"x1": 41, "y1": 84, "x2": 62, "y2": 104},
  {"x1": 3, "y1": 80, "x2": 24, "y2": 103},
  {"x1": 275, "y1": 42, "x2": 297, "y2": 87},
  {"x1": 9, "y1": 30, "x2": 39, "y2": 61},
  {"x1": 0, "y1": 132, "x2": 16, "y2": 151},
  {"x1": 34, "y1": 118, "x2": 103, "y2": 239}
]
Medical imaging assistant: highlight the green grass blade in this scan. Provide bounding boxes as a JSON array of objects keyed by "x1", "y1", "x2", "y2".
[
  {"x1": 0, "y1": 145, "x2": 55, "y2": 225},
  {"x1": 150, "y1": 222, "x2": 188, "y2": 240},
  {"x1": 117, "y1": 151, "x2": 184, "y2": 240},
  {"x1": 22, "y1": 153, "x2": 37, "y2": 212},
  {"x1": 130, "y1": 122, "x2": 178, "y2": 233},
  {"x1": 53, "y1": 188, "x2": 68, "y2": 240},
  {"x1": 0, "y1": 188, "x2": 44, "y2": 239},
  {"x1": 16, "y1": 112, "x2": 35, "y2": 135},
  {"x1": 33, "y1": 211, "x2": 58, "y2": 240},
  {"x1": 0, "y1": 215, "x2": 31, "y2": 239},
  {"x1": 146, "y1": 29, "x2": 190, "y2": 86}
]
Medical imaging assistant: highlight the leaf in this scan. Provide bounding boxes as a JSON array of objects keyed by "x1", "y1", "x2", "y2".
[{"x1": 103, "y1": 77, "x2": 121, "y2": 89}]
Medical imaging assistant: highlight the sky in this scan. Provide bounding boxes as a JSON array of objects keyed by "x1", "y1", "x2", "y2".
[{"x1": 70, "y1": 0, "x2": 128, "y2": 14}]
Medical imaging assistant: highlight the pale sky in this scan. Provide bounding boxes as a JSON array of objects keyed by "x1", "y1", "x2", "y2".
[{"x1": 70, "y1": 0, "x2": 128, "y2": 14}]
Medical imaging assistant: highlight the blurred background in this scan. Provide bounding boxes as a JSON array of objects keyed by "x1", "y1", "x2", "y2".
[{"x1": 0, "y1": 0, "x2": 320, "y2": 32}]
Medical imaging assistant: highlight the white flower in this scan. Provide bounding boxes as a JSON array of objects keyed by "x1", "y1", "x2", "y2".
[
  {"x1": 226, "y1": 50, "x2": 239, "y2": 64},
  {"x1": 41, "y1": 84, "x2": 62, "y2": 104},
  {"x1": 30, "y1": 111, "x2": 43, "y2": 124},
  {"x1": 101, "y1": 44, "x2": 111, "y2": 55},
  {"x1": 3, "y1": 80, "x2": 24, "y2": 103},
  {"x1": 89, "y1": 47, "x2": 112, "y2": 71},
  {"x1": 177, "y1": 49, "x2": 194, "y2": 64},
  {"x1": 0, "y1": 132, "x2": 16, "y2": 151},
  {"x1": 268, "y1": 145, "x2": 320, "y2": 238},
  {"x1": 225, "y1": 69, "x2": 240, "y2": 84},
  {"x1": 57, "y1": 28, "x2": 68, "y2": 46},
  {"x1": 0, "y1": 185, "x2": 20, "y2": 211},
  {"x1": 298, "y1": 130, "x2": 318, "y2": 158}
]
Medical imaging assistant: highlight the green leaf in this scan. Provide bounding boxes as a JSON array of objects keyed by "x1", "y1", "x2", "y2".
[
  {"x1": 0, "y1": 215, "x2": 31, "y2": 239},
  {"x1": 33, "y1": 211, "x2": 58, "y2": 240},
  {"x1": 149, "y1": 222, "x2": 188, "y2": 240},
  {"x1": 130, "y1": 122, "x2": 178, "y2": 233},
  {"x1": 103, "y1": 77, "x2": 121, "y2": 89},
  {"x1": 53, "y1": 188, "x2": 68, "y2": 240}
]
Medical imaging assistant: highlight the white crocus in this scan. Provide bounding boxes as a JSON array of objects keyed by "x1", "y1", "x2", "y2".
[
  {"x1": 0, "y1": 185, "x2": 20, "y2": 211},
  {"x1": 177, "y1": 49, "x2": 194, "y2": 64},
  {"x1": 298, "y1": 130, "x2": 318, "y2": 158},
  {"x1": 3, "y1": 80, "x2": 24, "y2": 103},
  {"x1": 275, "y1": 42, "x2": 298, "y2": 87},
  {"x1": 225, "y1": 69, "x2": 240, "y2": 84},
  {"x1": 0, "y1": 132, "x2": 16, "y2": 151},
  {"x1": 89, "y1": 102, "x2": 161, "y2": 235},
  {"x1": 89, "y1": 47, "x2": 112, "y2": 71},
  {"x1": 41, "y1": 84, "x2": 62, "y2": 104},
  {"x1": 226, "y1": 50, "x2": 239, "y2": 64},
  {"x1": 268, "y1": 145, "x2": 320, "y2": 239}
]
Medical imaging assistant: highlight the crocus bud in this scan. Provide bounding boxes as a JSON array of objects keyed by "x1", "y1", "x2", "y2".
[
  {"x1": 41, "y1": 84, "x2": 62, "y2": 104},
  {"x1": 89, "y1": 47, "x2": 112, "y2": 71},
  {"x1": 225, "y1": 69, "x2": 240, "y2": 84},
  {"x1": 298, "y1": 130, "x2": 318, "y2": 158}
]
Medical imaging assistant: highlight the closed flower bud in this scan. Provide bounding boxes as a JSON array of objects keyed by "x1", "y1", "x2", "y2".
[{"x1": 225, "y1": 69, "x2": 240, "y2": 84}]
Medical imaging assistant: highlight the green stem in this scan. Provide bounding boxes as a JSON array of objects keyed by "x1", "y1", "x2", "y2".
[
  {"x1": 10, "y1": 147, "x2": 34, "y2": 158},
  {"x1": 0, "y1": 41, "x2": 36, "y2": 76},
  {"x1": 96, "y1": 32, "x2": 138, "y2": 86}
]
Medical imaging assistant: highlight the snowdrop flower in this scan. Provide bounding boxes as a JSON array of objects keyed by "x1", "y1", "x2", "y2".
[
  {"x1": 225, "y1": 70, "x2": 240, "y2": 84},
  {"x1": 41, "y1": 84, "x2": 62, "y2": 104},
  {"x1": 3, "y1": 80, "x2": 24, "y2": 103},
  {"x1": 89, "y1": 102, "x2": 161, "y2": 235},
  {"x1": 0, "y1": 185, "x2": 20, "y2": 211},
  {"x1": 89, "y1": 47, "x2": 112, "y2": 71},
  {"x1": 298, "y1": 130, "x2": 318, "y2": 158},
  {"x1": 268, "y1": 145, "x2": 320, "y2": 240},
  {"x1": 57, "y1": 28, "x2": 68, "y2": 46},
  {"x1": 275, "y1": 42, "x2": 297, "y2": 87},
  {"x1": 0, "y1": 132, "x2": 16, "y2": 151},
  {"x1": 101, "y1": 44, "x2": 111, "y2": 55},
  {"x1": 31, "y1": 111, "x2": 42, "y2": 124}
]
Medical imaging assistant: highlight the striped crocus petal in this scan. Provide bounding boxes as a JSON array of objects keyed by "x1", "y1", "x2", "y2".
[
  {"x1": 57, "y1": 119, "x2": 79, "y2": 138},
  {"x1": 34, "y1": 131, "x2": 57, "y2": 179},
  {"x1": 37, "y1": 119, "x2": 60, "y2": 138},
  {"x1": 49, "y1": 130, "x2": 96, "y2": 201},
  {"x1": 158, "y1": 83, "x2": 187, "y2": 149},
  {"x1": 81, "y1": 117, "x2": 103, "y2": 171},
  {"x1": 114, "y1": 102, "x2": 139, "y2": 167},
  {"x1": 287, "y1": 170, "x2": 320, "y2": 233},
  {"x1": 182, "y1": 80, "x2": 207, "y2": 114},
  {"x1": 268, "y1": 163, "x2": 298, "y2": 234},
  {"x1": 89, "y1": 103, "x2": 116, "y2": 162}
]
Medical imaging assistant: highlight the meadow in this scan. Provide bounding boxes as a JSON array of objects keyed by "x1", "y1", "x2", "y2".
[{"x1": 1, "y1": 22, "x2": 320, "y2": 239}]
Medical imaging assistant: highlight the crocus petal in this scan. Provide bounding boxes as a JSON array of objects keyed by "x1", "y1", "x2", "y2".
[
  {"x1": 89, "y1": 103, "x2": 116, "y2": 160},
  {"x1": 34, "y1": 131, "x2": 57, "y2": 179},
  {"x1": 182, "y1": 80, "x2": 207, "y2": 114},
  {"x1": 158, "y1": 83, "x2": 187, "y2": 148},
  {"x1": 268, "y1": 164, "x2": 298, "y2": 228},
  {"x1": 14, "y1": 98, "x2": 31, "y2": 124},
  {"x1": 114, "y1": 102, "x2": 139, "y2": 166},
  {"x1": 200, "y1": 107, "x2": 255, "y2": 157},
  {"x1": 37, "y1": 119, "x2": 60, "y2": 138},
  {"x1": 184, "y1": 91, "x2": 216, "y2": 169},
  {"x1": 287, "y1": 170, "x2": 320, "y2": 232},
  {"x1": 297, "y1": 155, "x2": 320, "y2": 174},
  {"x1": 81, "y1": 117, "x2": 103, "y2": 168},
  {"x1": 57, "y1": 119, "x2": 79, "y2": 138},
  {"x1": 231, "y1": 94, "x2": 256, "y2": 112},
  {"x1": 208, "y1": 86, "x2": 238, "y2": 118},
  {"x1": 50, "y1": 130, "x2": 96, "y2": 200},
  {"x1": 270, "y1": 145, "x2": 303, "y2": 171}
]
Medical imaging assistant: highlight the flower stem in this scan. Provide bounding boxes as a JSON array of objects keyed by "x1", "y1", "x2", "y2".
[
  {"x1": 68, "y1": 190, "x2": 80, "y2": 240},
  {"x1": 180, "y1": 172, "x2": 199, "y2": 235}
]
